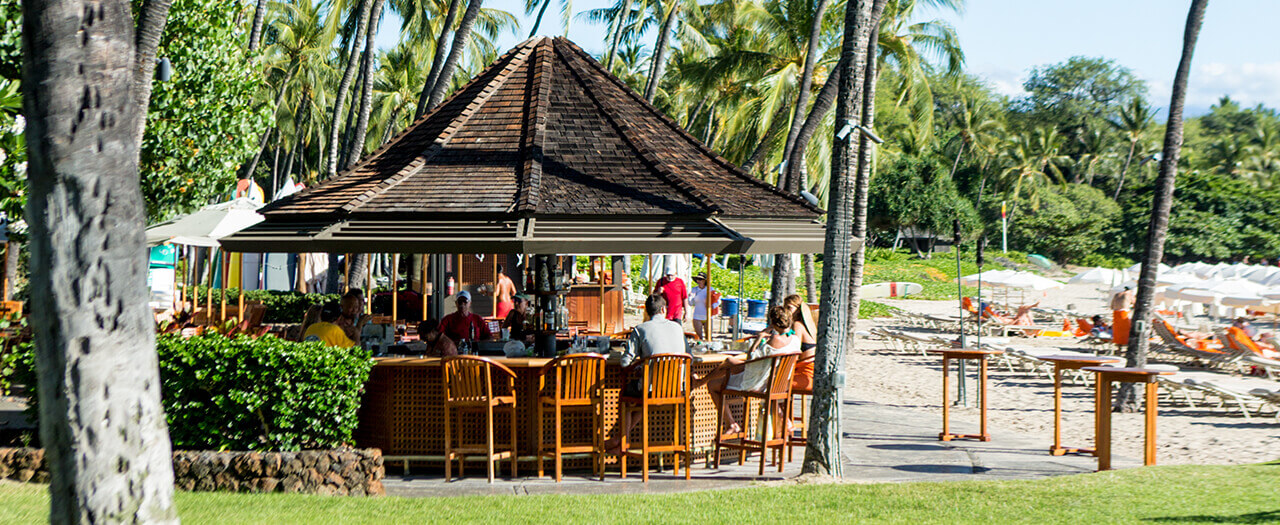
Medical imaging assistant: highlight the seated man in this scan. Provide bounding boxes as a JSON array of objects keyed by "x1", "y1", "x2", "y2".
[
  {"x1": 608, "y1": 295, "x2": 688, "y2": 452},
  {"x1": 414, "y1": 318, "x2": 458, "y2": 357},
  {"x1": 438, "y1": 291, "x2": 492, "y2": 346},
  {"x1": 303, "y1": 304, "x2": 357, "y2": 348}
]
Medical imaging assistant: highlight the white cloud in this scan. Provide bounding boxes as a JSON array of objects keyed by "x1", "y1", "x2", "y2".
[{"x1": 1147, "y1": 62, "x2": 1280, "y2": 113}]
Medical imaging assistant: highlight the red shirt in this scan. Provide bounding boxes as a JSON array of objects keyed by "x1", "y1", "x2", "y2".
[
  {"x1": 656, "y1": 277, "x2": 688, "y2": 321},
  {"x1": 439, "y1": 311, "x2": 492, "y2": 342}
]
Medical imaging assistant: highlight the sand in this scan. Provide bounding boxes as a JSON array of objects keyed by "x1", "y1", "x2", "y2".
[{"x1": 847, "y1": 282, "x2": 1280, "y2": 466}]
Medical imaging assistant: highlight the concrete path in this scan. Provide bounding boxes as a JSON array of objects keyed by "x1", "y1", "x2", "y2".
[{"x1": 382, "y1": 397, "x2": 1131, "y2": 497}]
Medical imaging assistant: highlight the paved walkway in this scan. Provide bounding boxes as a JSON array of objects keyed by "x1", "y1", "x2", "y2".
[{"x1": 382, "y1": 397, "x2": 1131, "y2": 497}]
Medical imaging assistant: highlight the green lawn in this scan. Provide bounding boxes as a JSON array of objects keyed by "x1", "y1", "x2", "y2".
[{"x1": 3, "y1": 463, "x2": 1277, "y2": 523}]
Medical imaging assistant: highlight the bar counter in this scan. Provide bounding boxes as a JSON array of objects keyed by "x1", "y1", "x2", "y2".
[{"x1": 354, "y1": 353, "x2": 743, "y2": 471}]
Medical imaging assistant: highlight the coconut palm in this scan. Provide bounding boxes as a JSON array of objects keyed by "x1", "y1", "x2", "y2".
[
  {"x1": 325, "y1": 0, "x2": 376, "y2": 179},
  {"x1": 999, "y1": 126, "x2": 1068, "y2": 210},
  {"x1": 1108, "y1": 97, "x2": 1157, "y2": 198},
  {"x1": 525, "y1": 0, "x2": 572, "y2": 36},
  {"x1": 1074, "y1": 127, "x2": 1112, "y2": 185}
]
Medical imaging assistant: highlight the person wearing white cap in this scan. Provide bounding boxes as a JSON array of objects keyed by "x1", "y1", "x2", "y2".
[
  {"x1": 653, "y1": 262, "x2": 688, "y2": 325},
  {"x1": 438, "y1": 290, "x2": 492, "y2": 345}
]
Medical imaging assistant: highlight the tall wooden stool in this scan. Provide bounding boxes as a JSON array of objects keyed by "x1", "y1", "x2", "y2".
[
  {"x1": 535, "y1": 354, "x2": 606, "y2": 482},
  {"x1": 619, "y1": 354, "x2": 693, "y2": 482},
  {"x1": 1082, "y1": 366, "x2": 1174, "y2": 471},
  {"x1": 442, "y1": 355, "x2": 518, "y2": 483},
  {"x1": 714, "y1": 352, "x2": 800, "y2": 475},
  {"x1": 787, "y1": 354, "x2": 815, "y2": 462},
  {"x1": 929, "y1": 348, "x2": 1003, "y2": 441},
  {"x1": 1039, "y1": 355, "x2": 1120, "y2": 456}
]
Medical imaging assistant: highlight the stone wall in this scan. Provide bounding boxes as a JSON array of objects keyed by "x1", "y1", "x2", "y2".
[{"x1": 0, "y1": 447, "x2": 384, "y2": 496}]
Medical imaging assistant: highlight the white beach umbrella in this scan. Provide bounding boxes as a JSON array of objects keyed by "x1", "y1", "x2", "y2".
[
  {"x1": 1244, "y1": 266, "x2": 1280, "y2": 283},
  {"x1": 1260, "y1": 287, "x2": 1280, "y2": 301},
  {"x1": 1157, "y1": 272, "x2": 1203, "y2": 285},
  {"x1": 958, "y1": 269, "x2": 1019, "y2": 287},
  {"x1": 1126, "y1": 262, "x2": 1172, "y2": 275},
  {"x1": 1068, "y1": 267, "x2": 1125, "y2": 285},
  {"x1": 145, "y1": 198, "x2": 264, "y2": 247},
  {"x1": 1000, "y1": 271, "x2": 1065, "y2": 291}
]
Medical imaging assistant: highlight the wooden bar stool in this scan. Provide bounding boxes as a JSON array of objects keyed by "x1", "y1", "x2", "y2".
[
  {"x1": 786, "y1": 354, "x2": 815, "y2": 462},
  {"x1": 619, "y1": 354, "x2": 693, "y2": 482},
  {"x1": 714, "y1": 352, "x2": 800, "y2": 475},
  {"x1": 1082, "y1": 366, "x2": 1174, "y2": 471},
  {"x1": 1038, "y1": 355, "x2": 1120, "y2": 456},
  {"x1": 442, "y1": 355, "x2": 518, "y2": 483},
  {"x1": 535, "y1": 354, "x2": 606, "y2": 482},
  {"x1": 929, "y1": 348, "x2": 1003, "y2": 442}
]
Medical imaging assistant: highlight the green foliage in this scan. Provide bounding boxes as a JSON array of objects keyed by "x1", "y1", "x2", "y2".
[
  {"x1": 0, "y1": 1, "x2": 18, "y2": 80},
  {"x1": 1006, "y1": 183, "x2": 1121, "y2": 264},
  {"x1": 0, "y1": 315, "x2": 29, "y2": 396},
  {"x1": 868, "y1": 155, "x2": 979, "y2": 243},
  {"x1": 139, "y1": 0, "x2": 270, "y2": 221},
  {"x1": 1074, "y1": 252, "x2": 1135, "y2": 270},
  {"x1": 859, "y1": 300, "x2": 900, "y2": 319},
  {"x1": 188, "y1": 286, "x2": 340, "y2": 324},
  {"x1": 0, "y1": 77, "x2": 22, "y2": 220},
  {"x1": 156, "y1": 333, "x2": 371, "y2": 451}
]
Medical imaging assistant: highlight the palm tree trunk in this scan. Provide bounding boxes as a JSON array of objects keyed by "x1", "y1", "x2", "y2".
[
  {"x1": 1114, "y1": 139, "x2": 1137, "y2": 199},
  {"x1": 845, "y1": 0, "x2": 887, "y2": 339},
  {"x1": 780, "y1": 0, "x2": 832, "y2": 190},
  {"x1": 241, "y1": 67, "x2": 296, "y2": 179},
  {"x1": 785, "y1": 56, "x2": 843, "y2": 190},
  {"x1": 380, "y1": 105, "x2": 404, "y2": 145},
  {"x1": 130, "y1": 0, "x2": 175, "y2": 147},
  {"x1": 1117, "y1": 0, "x2": 1208, "y2": 412},
  {"x1": 528, "y1": 0, "x2": 552, "y2": 37},
  {"x1": 604, "y1": 0, "x2": 633, "y2": 71},
  {"x1": 947, "y1": 141, "x2": 966, "y2": 181},
  {"x1": 326, "y1": 0, "x2": 375, "y2": 179},
  {"x1": 804, "y1": 253, "x2": 817, "y2": 303},
  {"x1": 248, "y1": 0, "x2": 269, "y2": 51},
  {"x1": 347, "y1": 0, "x2": 386, "y2": 169},
  {"x1": 425, "y1": 0, "x2": 485, "y2": 112},
  {"x1": 23, "y1": 0, "x2": 177, "y2": 520},
  {"x1": 415, "y1": 0, "x2": 463, "y2": 119},
  {"x1": 643, "y1": 0, "x2": 678, "y2": 102},
  {"x1": 803, "y1": 0, "x2": 883, "y2": 478}
]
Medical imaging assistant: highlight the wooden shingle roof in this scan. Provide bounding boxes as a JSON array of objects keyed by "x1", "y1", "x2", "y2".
[{"x1": 260, "y1": 36, "x2": 820, "y2": 221}]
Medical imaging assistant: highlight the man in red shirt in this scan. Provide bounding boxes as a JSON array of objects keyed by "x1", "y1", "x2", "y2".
[
  {"x1": 654, "y1": 266, "x2": 688, "y2": 324},
  {"x1": 438, "y1": 291, "x2": 492, "y2": 344}
]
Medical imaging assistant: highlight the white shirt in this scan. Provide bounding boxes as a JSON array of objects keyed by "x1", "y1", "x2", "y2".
[{"x1": 688, "y1": 286, "x2": 710, "y2": 321}]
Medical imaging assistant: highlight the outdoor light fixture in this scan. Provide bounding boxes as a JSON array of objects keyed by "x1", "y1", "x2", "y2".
[
  {"x1": 799, "y1": 190, "x2": 819, "y2": 207},
  {"x1": 836, "y1": 121, "x2": 853, "y2": 140},
  {"x1": 858, "y1": 124, "x2": 884, "y2": 144},
  {"x1": 156, "y1": 57, "x2": 173, "y2": 82},
  {"x1": 775, "y1": 160, "x2": 788, "y2": 173}
]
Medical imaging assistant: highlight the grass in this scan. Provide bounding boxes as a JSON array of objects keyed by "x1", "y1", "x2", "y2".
[{"x1": 2, "y1": 463, "x2": 1278, "y2": 523}]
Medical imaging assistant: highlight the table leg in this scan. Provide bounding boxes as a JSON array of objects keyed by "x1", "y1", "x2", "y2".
[
  {"x1": 1096, "y1": 377, "x2": 1112, "y2": 471},
  {"x1": 978, "y1": 357, "x2": 990, "y2": 441},
  {"x1": 1051, "y1": 364, "x2": 1063, "y2": 454},
  {"x1": 1144, "y1": 381, "x2": 1157, "y2": 466},
  {"x1": 940, "y1": 357, "x2": 950, "y2": 441}
]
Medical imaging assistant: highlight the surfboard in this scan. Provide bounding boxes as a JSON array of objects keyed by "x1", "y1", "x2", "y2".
[
  {"x1": 1028, "y1": 254, "x2": 1055, "y2": 270},
  {"x1": 862, "y1": 282, "x2": 923, "y2": 299}
]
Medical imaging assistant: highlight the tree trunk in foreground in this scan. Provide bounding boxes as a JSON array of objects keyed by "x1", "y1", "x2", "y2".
[
  {"x1": 847, "y1": 4, "x2": 884, "y2": 340},
  {"x1": 23, "y1": 0, "x2": 177, "y2": 522},
  {"x1": 1117, "y1": 0, "x2": 1208, "y2": 412},
  {"x1": 415, "y1": 0, "x2": 462, "y2": 119},
  {"x1": 424, "y1": 0, "x2": 484, "y2": 113},
  {"x1": 802, "y1": 0, "x2": 878, "y2": 477},
  {"x1": 326, "y1": 0, "x2": 374, "y2": 179}
]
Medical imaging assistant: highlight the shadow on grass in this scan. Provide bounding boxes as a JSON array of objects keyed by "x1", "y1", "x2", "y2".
[{"x1": 1144, "y1": 510, "x2": 1280, "y2": 523}]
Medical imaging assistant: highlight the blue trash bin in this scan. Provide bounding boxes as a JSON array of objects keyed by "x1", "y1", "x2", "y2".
[
  {"x1": 746, "y1": 299, "x2": 767, "y2": 319},
  {"x1": 720, "y1": 297, "x2": 740, "y2": 317}
]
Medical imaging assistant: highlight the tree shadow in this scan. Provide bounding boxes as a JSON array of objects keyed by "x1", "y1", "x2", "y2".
[{"x1": 1143, "y1": 510, "x2": 1280, "y2": 523}]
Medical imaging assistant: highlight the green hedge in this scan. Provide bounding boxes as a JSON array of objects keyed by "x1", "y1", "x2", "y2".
[
  {"x1": 188, "y1": 287, "x2": 340, "y2": 323},
  {"x1": 157, "y1": 333, "x2": 371, "y2": 451},
  {"x1": 4, "y1": 334, "x2": 372, "y2": 451}
]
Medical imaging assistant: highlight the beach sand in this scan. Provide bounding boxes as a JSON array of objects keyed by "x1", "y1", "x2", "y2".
[{"x1": 848, "y1": 282, "x2": 1280, "y2": 466}]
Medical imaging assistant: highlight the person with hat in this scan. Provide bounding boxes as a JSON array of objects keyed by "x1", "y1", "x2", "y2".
[
  {"x1": 438, "y1": 290, "x2": 492, "y2": 346},
  {"x1": 502, "y1": 294, "x2": 534, "y2": 344},
  {"x1": 653, "y1": 262, "x2": 688, "y2": 325},
  {"x1": 687, "y1": 271, "x2": 718, "y2": 340}
]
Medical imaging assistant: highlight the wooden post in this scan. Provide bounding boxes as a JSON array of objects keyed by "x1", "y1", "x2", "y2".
[
  {"x1": 1096, "y1": 376, "x2": 1112, "y2": 471},
  {"x1": 1053, "y1": 364, "x2": 1063, "y2": 454},
  {"x1": 648, "y1": 254, "x2": 655, "y2": 294},
  {"x1": 421, "y1": 254, "x2": 429, "y2": 322},
  {"x1": 1144, "y1": 381, "x2": 1158, "y2": 466},
  {"x1": 492, "y1": 254, "x2": 498, "y2": 317},
  {"x1": 205, "y1": 248, "x2": 213, "y2": 321},
  {"x1": 219, "y1": 250, "x2": 229, "y2": 325},
  {"x1": 940, "y1": 357, "x2": 950, "y2": 438},
  {"x1": 0, "y1": 241, "x2": 8, "y2": 302},
  {"x1": 598, "y1": 256, "x2": 605, "y2": 333},
  {"x1": 344, "y1": 253, "x2": 352, "y2": 293},
  {"x1": 174, "y1": 246, "x2": 183, "y2": 311},
  {"x1": 366, "y1": 254, "x2": 373, "y2": 315},
  {"x1": 392, "y1": 254, "x2": 400, "y2": 322}
]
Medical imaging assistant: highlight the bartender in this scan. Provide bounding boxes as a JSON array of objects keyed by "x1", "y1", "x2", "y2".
[
  {"x1": 438, "y1": 290, "x2": 492, "y2": 345},
  {"x1": 503, "y1": 294, "x2": 534, "y2": 344}
]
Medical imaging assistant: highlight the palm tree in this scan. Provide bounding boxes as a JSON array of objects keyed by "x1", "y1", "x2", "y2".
[
  {"x1": 1243, "y1": 123, "x2": 1280, "y2": 186},
  {"x1": 805, "y1": 0, "x2": 885, "y2": 478},
  {"x1": 1074, "y1": 128, "x2": 1111, "y2": 185},
  {"x1": 347, "y1": 0, "x2": 388, "y2": 168},
  {"x1": 326, "y1": 0, "x2": 376, "y2": 179},
  {"x1": 643, "y1": 0, "x2": 686, "y2": 101},
  {"x1": 942, "y1": 91, "x2": 1003, "y2": 182},
  {"x1": 23, "y1": 0, "x2": 177, "y2": 519},
  {"x1": 422, "y1": 0, "x2": 487, "y2": 112},
  {"x1": 248, "y1": 0, "x2": 270, "y2": 51},
  {"x1": 1108, "y1": 97, "x2": 1156, "y2": 198},
  {"x1": 999, "y1": 126, "x2": 1068, "y2": 210},
  {"x1": 525, "y1": 0, "x2": 571, "y2": 36},
  {"x1": 1120, "y1": 0, "x2": 1209, "y2": 412},
  {"x1": 371, "y1": 45, "x2": 431, "y2": 148}
]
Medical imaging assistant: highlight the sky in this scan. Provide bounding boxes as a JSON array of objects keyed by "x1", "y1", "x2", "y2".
[{"x1": 375, "y1": 0, "x2": 1280, "y2": 116}]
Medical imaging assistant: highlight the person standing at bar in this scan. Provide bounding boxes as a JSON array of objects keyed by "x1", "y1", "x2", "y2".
[
  {"x1": 653, "y1": 263, "x2": 688, "y2": 326},
  {"x1": 489, "y1": 264, "x2": 518, "y2": 318},
  {"x1": 687, "y1": 272, "x2": 716, "y2": 340},
  {"x1": 439, "y1": 291, "x2": 492, "y2": 348}
]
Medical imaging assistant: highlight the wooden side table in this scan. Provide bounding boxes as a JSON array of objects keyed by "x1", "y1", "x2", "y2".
[
  {"x1": 929, "y1": 348, "x2": 1003, "y2": 442},
  {"x1": 1082, "y1": 366, "x2": 1175, "y2": 471},
  {"x1": 1039, "y1": 355, "x2": 1120, "y2": 456}
]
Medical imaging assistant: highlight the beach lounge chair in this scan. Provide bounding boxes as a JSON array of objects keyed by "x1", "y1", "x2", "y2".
[
  {"x1": 1242, "y1": 354, "x2": 1280, "y2": 380},
  {"x1": 1152, "y1": 318, "x2": 1232, "y2": 365},
  {"x1": 1181, "y1": 373, "x2": 1274, "y2": 420},
  {"x1": 1246, "y1": 384, "x2": 1280, "y2": 420}
]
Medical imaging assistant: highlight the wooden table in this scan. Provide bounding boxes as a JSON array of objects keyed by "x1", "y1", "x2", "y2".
[
  {"x1": 929, "y1": 348, "x2": 1003, "y2": 442},
  {"x1": 1081, "y1": 366, "x2": 1174, "y2": 471},
  {"x1": 355, "y1": 353, "x2": 742, "y2": 473},
  {"x1": 1038, "y1": 355, "x2": 1120, "y2": 456}
]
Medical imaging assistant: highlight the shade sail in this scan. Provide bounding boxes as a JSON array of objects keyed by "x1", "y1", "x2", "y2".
[
  {"x1": 221, "y1": 37, "x2": 840, "y2": 256},
  {"x1": 146, "y1": 198, "x2": 264, "y2": 247}
]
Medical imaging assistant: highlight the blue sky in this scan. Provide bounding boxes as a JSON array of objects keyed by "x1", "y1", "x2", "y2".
[{"x1": 375, "y1": 0, "x2": 1280, "y2": 115}]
